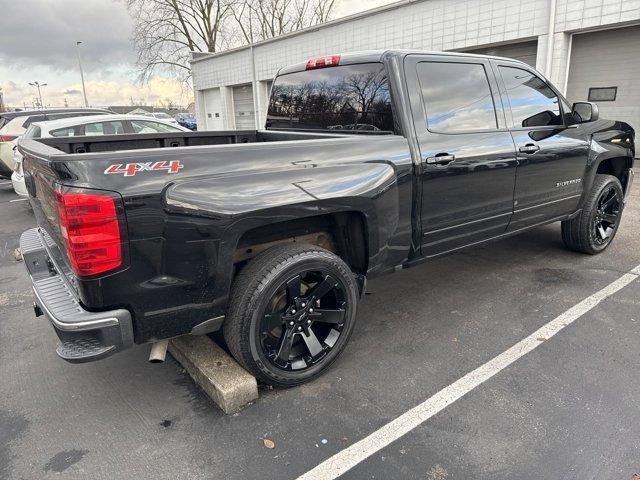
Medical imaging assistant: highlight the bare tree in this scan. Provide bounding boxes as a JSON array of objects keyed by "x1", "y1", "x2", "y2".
[
  {"x1": 127, "y1": 0, "x2": 337, "y2": 82},
  {"x1": 232, "y1": 0, "x2": 336, "y2": 44},
  {"x1": 127, "y1": 0, "x2": 236, "y2": 81}
]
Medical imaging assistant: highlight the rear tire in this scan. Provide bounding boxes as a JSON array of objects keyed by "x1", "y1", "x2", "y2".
[
  {"x1": 223, "y1": 244, "x2": 359, "y2": 387},
  {"x1": 561, "y1": 174, "x2": 624, "y2": 254}
]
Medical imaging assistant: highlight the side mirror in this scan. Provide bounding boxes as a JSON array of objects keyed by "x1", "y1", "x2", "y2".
[{"x1": 572, "y1": 102, "x2": 599, "y2": 123}]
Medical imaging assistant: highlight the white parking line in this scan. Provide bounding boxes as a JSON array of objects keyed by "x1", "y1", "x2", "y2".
[
  {"x1": 297, "y1": 265, "x2": 640, "y2": 480},
  {"x1": 9, "y1": 198, "x2": 28, "y2": 203}
]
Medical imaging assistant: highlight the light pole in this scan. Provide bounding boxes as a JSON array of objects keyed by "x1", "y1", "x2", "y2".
[
  {"x1": 75, "y1": 41, "x2": 89, "y2": 107},
  {"x1": 28, "y1": 81, "x2": 47, "y2": 109}
]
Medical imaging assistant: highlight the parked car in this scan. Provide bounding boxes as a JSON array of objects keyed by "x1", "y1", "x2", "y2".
[
  {"x1": 11, "y1": 114, "x2": 189, "y2": 197},
  {"x1": 18, "y1": 51, "x2": 635, "y2": 387},
  {"x1": 150, "y1": 112, "x2": 179, "y2": 126},
  {"x1": 0, "y1": 108, "x2": 111, "y2": 178},
  {"x1": 175, "y1": 113, "x2": 197, "y2": 130}
]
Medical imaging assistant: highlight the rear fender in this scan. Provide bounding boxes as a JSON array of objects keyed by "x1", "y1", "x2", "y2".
[{"x1": 163, "y1": 162, "x2": 399, "y2": 274}]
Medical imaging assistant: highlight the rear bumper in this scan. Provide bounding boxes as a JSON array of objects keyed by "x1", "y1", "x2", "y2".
[{"x1": 20, "y1": 228, "x2": 134, "y2": 363}]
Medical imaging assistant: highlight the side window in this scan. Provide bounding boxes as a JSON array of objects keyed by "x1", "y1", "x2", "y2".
[
  {"x1": 84, "y1": 121, "x2": 125, "y2": 135},
  {"x1": 131, "y1": 120, "x2": 179, "y2": 133},
  {"x1": 499, "y1": 66, "x2": 562, "y2": 128},
  {"x1": 50, "y1": 127, "x2": 76, "y2": 137},
  {"x1": 417, "y1": 61, "x2": 498, "y2": 133}
]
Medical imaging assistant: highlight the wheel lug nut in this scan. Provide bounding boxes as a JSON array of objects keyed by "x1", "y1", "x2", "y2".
[
  {"x1": 301, "y1": 302, "x2": 306, "y2": 307},
  {"x1": 289, "y1": 321, "x2": 294, "y2": 326},
  {"x1": 291, "y1": 309, "x2": 296, "y2": 314},
  {"x1": 309, "y1": 308, "x2": 313, "y2": 312},
  {"x1": 297, "y1": 326, "x2": 302, "y2": 331},
  {"x1": 307, "y1": 320, "x2": 311, "y2": 324}
]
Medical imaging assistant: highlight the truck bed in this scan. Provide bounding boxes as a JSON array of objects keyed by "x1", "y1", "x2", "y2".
[{"x1": 36, "y1": 129, "x2": 351, "y2": 154}]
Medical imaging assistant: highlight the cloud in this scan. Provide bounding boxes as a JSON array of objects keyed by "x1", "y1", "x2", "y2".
[
  {"x1": 0, "y1": 0, "x2": 134, "y2": 73},
  {"x1": 1, "y1": 77, "x2": 193, "y2": 108}
]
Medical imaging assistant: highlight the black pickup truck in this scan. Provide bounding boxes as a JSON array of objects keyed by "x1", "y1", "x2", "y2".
[{"x1": 18, "y1": 51, "x2": 635, "y2": 386}]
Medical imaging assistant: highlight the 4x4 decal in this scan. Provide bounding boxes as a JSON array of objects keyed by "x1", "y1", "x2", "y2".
[{"x1": 104, "y1": 160, "x2": 184, "y2": 177}]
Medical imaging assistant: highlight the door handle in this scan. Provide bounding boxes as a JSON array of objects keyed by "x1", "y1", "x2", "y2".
[
  {"x1": 519, "y1": 143, "x2": 540, "y2": 154},
  {"x1": 426, "y1": 153, "x2": 456, "y2": 165}
]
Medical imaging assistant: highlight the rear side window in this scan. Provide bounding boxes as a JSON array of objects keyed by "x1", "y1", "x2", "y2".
[
  {"x1": 50, "y1": 127, "x2": 76, "y2": 137},
  {"x1": 499, "y1": 66, "x2": 562, "y2": 128},
  {"x1": 417, "y1": 62, "x2": 498, "y2": 133},
  {"x1": 267, "y1": 63, "x2": 394, "y2": 132},
  {"x1": 22, "y1": 115, "x2": 46, "y2": 129},
  {"x1": 83, "y1": 121, "x2": 125, "y2": 135},
  {"x1": 131, "y1": 120, "x2": 180, "y2": 133},
  {"x1": 24, "y1": 125, "x2": 41, "y2": 138}
]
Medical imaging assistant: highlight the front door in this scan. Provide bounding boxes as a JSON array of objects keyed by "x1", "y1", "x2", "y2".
[
  {"x1": 494, "y1": 62, "x2": 591, "y2": 231},
  {"x1": 405, "y1": 55, "x2": 518, "y2": 257}
]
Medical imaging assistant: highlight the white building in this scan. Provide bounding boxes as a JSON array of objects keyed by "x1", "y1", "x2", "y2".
[{"x1": 191, "y1": 0, "x2": 640, "y2": 133}]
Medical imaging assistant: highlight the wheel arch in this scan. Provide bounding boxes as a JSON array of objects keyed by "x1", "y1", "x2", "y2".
[
  {"x1": 595, "y1": 156, "x2": 633, "y2": 191},
  {"x1": 233, "y1": 210, "x2": 371, "y2": 276}
]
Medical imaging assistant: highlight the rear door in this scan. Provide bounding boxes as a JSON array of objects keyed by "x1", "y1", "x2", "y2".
[
  {"x1": 404, "y1": 55, "x2": 518, "y2": 256},
  {"x1": 493, "y1": 61, "x2": 590, "y2": 230}
]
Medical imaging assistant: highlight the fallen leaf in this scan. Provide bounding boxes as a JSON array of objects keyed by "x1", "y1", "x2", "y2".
[{"x1": 263, "y1": 438, "x2": 275, "y2": 449}]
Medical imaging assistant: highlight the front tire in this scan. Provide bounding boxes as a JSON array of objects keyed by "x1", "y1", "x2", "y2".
[
  {"x1": 223, "y1": 244, "x2": 359, "y2": 387},
  {"x1": 561, "y1": 174, "x2": 624, "y2": 254}
]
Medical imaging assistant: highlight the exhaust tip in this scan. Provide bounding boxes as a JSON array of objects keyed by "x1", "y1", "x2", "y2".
[{"x1": 148, "y1": 340, "x2": 169, "y2": 363}]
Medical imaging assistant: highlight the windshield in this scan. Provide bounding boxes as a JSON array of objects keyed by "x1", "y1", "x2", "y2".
[{"x1": 266, "y1": 62, "x2": 394, "y2": 133}]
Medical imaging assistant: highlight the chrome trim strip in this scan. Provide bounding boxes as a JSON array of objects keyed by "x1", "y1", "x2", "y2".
[{"x1": 514, "y1": 194, "x2": 581, "y2": 213}]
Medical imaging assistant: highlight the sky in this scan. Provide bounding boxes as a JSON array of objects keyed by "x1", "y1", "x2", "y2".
[{"x1": 0, "y1": 0, "x2": 396, "y2": 109}]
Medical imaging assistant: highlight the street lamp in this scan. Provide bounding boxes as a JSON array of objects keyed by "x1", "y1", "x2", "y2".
[
  {"x1": 28, "y1": 81, "x2": 47, "y2": 109},
  {"x1": 75, "y1": 41, "x2": 89, "y2": 107}
]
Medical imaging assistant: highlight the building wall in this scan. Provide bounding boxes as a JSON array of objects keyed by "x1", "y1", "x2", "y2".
[
  {"x1": 566, "y1": 24, "x2": 640, "y2": 132},
  {"x1": 192, "y1": 0, "x2": 640, "y2": 129}
]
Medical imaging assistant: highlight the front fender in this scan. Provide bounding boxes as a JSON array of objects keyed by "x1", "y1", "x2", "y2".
[{"x1": 582, "y1": 119, "x2": 635, "y2": 194}]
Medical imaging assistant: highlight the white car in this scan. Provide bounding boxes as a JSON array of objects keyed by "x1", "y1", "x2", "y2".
[
  {"x1": 150, "y1": 112, "x2": 179, "y2": 126},
  {"x1": 12, "y1": 114, "x2": 190, "y2": 197},
  {"x1": 0, "y1": 108, "x2": 111, "y2": 178}
]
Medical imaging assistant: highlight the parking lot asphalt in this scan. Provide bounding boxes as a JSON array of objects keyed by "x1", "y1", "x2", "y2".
[{"x1": 1, "y1": 179, "x2": 639, "y2": 480}]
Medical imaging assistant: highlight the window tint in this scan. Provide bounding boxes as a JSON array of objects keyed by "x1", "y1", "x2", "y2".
[
  {"x1": 267, "y1": 63, "x2": 394, "y2": 132},
  {"x1": 499, "y1": 66, "x2": 562, "y2": 128},
  {"x1": 131, "y1": 120, "x2": 181, "y2": 133},
  {"x1": 50, "y1": 127, "x2": 76, "y2": 137},
  {"x1": 84, "y1": 121, "x2": 125, "y2": 135},
  {"x1": 417, "y1": 62, "x2": 497, "y2": 133}
]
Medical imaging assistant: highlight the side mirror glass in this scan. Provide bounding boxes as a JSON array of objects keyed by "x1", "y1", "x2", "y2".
[{"x1": 572, "y1": 102, "x2": 599, "y2": 123}]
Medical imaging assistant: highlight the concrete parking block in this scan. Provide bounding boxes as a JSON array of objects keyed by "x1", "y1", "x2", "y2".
[{"x1": 168, "y1": 335, "x2": 258, "y2": 414}]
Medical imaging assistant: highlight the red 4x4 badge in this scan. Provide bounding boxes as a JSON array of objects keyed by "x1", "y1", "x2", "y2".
[{"x1": 104, "y1": 160, "x2": 184, "y2": 177}]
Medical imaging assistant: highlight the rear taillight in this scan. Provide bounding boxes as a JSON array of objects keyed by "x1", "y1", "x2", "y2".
[
  {"x1": 0, "y1": 134, "x2": 18, "y2": 142},
  {"x1": 55, "y1": 188, "x2": 123, "y2": 276},
  {"x1": 306, "y1": 55, "x2": 340, "y2": 70}
]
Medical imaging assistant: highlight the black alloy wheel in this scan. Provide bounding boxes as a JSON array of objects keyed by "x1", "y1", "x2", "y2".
[
  {"x1": 561, "y1": 174, "x2": 625, "y2": 255},
  {"x1": 224, "y1": 244, "x2": 359, "y2": 387},
  {"x1": 260, "y1": 270, "x2": 347, "y2": 371},
  {"x1": 590, "y1": 184, "x2": 622, "y2": 248}
]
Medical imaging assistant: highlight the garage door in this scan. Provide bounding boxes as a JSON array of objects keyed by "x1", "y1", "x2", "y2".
[
  {"x1": 464, "y1": 40, "x2": 538, "y2": 67},
  {"x1": 233, "y1": 84, "x2": 256, "y2": 130},
  {"x1": 202, "y1": 88, "x2": 223, "y2": 130},
  {"x1": 567, "y1": 26, "x2": 640, "y2": 137}
]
